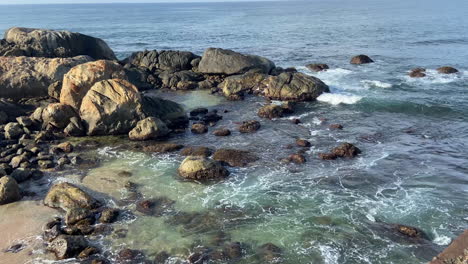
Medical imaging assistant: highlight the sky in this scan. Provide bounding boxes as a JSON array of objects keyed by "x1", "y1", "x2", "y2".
[{"x1": 0, "y1": 0, "x2": 272, "y2": 4}]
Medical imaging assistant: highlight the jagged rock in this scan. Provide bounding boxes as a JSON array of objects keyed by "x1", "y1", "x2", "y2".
[
  {"x1": 41, "y1": 103, "x2": 78, "y2": 130},
  {"x1": 129, "y1": 117, "x2": 169, "y2": 141},
  {"x1": 262, "y1": 72, "x2": 329, "y2": 101},
  {"x1": 0, "y1": 56, "x2": 92, "y2": 100},
  {"x1": 65, "y1": 208, "x2": 93, "y2": 225},
  {"x1": 48, "y1": 81, "x2": 62, "y2": 100},
  {"x1": 257, "y1": 104, "x2": 284, "y2": 119},
  {"x1": 178, "y1": 156, "x2": 229, "y2": 181},
  {"x1": 198, "y1": 48, "x2": 275, "y2": 75},
  {"x1": 60, "y1": 60, "x2": 127, "y2": 110},
  {"x1": 350, "y1": 55, "x2": 374, "y2": 64},
  {"x1": 306, "y1": 63, "x2": 329, "y2": 72},
  {"x1": 239, "y1": 120, "x2": 261, "y2": 133},
  {"x1": 44, "y1": 182, "x2": 100, "y2": 211},
  {"x1": 0, "y1": 176, "x2": 22, "y2": 205},
  {"x1": 1, "y1": 27, "x2": 116, "y2": 60},
  {"x1": 124, "y1": 50, "x2": 199, "y2": 72},
  {"x1": 47, "y1": 235, "x2": 89, "y2": 260},
  {"x1": 219, "y1": 72, "x2": 267, "y2": 99},
  {"x1": 213, "y1": 149, "x2": 259, "y2": 167}
]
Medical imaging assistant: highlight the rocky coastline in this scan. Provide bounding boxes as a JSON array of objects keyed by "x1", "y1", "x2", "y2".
[{"x1": 0, "y1": 27, "x2": 465, "y2": 264}]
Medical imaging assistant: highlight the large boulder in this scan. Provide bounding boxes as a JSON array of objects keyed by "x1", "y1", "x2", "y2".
[
  {"x1": 140, "y1": 96, "x2": 187, "y2": 129},
  {"x1": 41, "y1": 103, "x2": 78, "y2": 130},
  {"x1": 0, "y1": 176, "x2": 22, "y2": 205},
  {"x1": 350, "y1": 55, "x2": 374, "y2": 64},
  {"x1": 0, "y1": 56, "x2": 92, "y2": 100},
  {"x1": 128, "y1": 117, "x2": 169, "y2": 141},
  {"x1": 262, "y1": 72, "x2": 329, "y2": 101},
  {"x1": 178, "y1": 156, "x2": 230, "y2": 181},
  {"x1": 198, "y1": 48, "x2": 275, "y2": 75},
  {"x1": 158, "y1": 70, "x2": 204, "y2": 90},
  {"x1": 79, "y1": 79, "x2": 143, "y2": 135},
  {"x1": 60, "y1": 60, "x2": 127, "y2": 110},
  {"x1": 43, "y1": 182, "x2": 99, "y2": 211},
  {"x1": 124, "y1": 50, "x2": 199, "y2": 72},
  {"x1": 219, "y1": 72, "x2": 267, "y2": 99},
  {"x1": 0, "y1": 27, "x2": 116, "y2": 60}
]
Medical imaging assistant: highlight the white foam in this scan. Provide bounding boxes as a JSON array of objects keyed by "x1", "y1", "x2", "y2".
[
  {"x1": 405, "y1": 69, "x2": 465, "y2": 84},
  {"x1": 361, "y1": 80, "x2": 393, "y2": 89},
  {"x1": 433, "y1": 234, "x2": 452, "y2": 246},
  {"x1": 317, "y1": 93, "x2": 362, "y2": 105}
]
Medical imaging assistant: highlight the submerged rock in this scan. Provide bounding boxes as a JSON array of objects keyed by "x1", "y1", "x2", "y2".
[
  {"x1": 257, "y1": 243, "x2": 282, "y2": 262},
  {"x1": 319, "y1": 143, "x2": 361, "y2": 160},
  {"x1": 350, "y1": 54, "x2": 374, "y2": 64},
  {"x1": 296, "y1": 139, "x2": 311, "y2": 147},
  {"x1": 258, "y1": 104, "x2": 284, "y2": 119},
  {"x1": 44, "y1": 182, "x2": 100, "y2": 211},
  {"x1": 262, "y1": 72, "x2": 329, "y2": 101},
  {"x1": 306, "y1": 63, "x2": 329, "y2": 72},
  {"x1": 0, "y1": 176, "x2": 22, "y2": 205},
  {"x1": 409, "y1": 68, "x2": 426, "y2": 78},
  {"x1": 239, "y1": 120, "x2": 261, "y2": 133},
  {"x1": 141, "y1": 143, "x2": 184, "y2": 153},
  {"x1": 0, "y1": 27, "x2": 116, "y2": 59},
  {"x1": 178, "y1": 156, "x2": 230, "y2": 181},
  {"x1": 181, "y1": 146, "x2": 213, "y2": 157},
  {"x1": 128, "y1": 117, "x2": 169, "y2": 141},
  {"x1": 213, "y1": 128, "x2": 231, "y2": 137},
  {"x1": 136, "y1": 197, "x2": 175, "y2": 216},
  {"x1": 213, "y1": 149, "x2": 259, "y2": 167},
  {"x1": 198, "y1": 48, "x2": 275, "y2": 75},
  {"x1": 287, "y1": 153, "x2": 306, "y2": 164},
  {"x1": 437, "y1": 66, "x2": 458, "y2": 74}
]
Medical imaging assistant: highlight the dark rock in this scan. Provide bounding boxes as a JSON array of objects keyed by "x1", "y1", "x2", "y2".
[
  {"x1": 292, "y1": 118, "x2": 301, "y2": 124},
  {"x1": 117, "y1": 248, "x2": 145, "y2": 262},
  {"x1": 318, "y1": 153, "x2": 338, "y2": 160},
  {"x1": 350, "y1": 55, "x2": 374, "y2": 64},
  {"x1": 65, "y1": 208, "x2": 94, "y2": 225},
  {"x1": 10, "y1": 168, "x2": 42, "y2": 183},
  {"x1": 190, "y1": 108, "x2": 209, "y2": 116},
  {"x1": 159, "y1": 70, "x2": 204, "y2": 90},
  {"x1": 306, "y1": 63, "x2": 329, "y2": 72},
  {"x1": 262, "y1": 72, "x2": 329, "y2": 101},
  {"x1": 16, "y1": 116, "x2": 33, "y2": 127},
  {"x1": 64, "y1": 117, "x2": 85, "y2": 137},
  {"x1": 38, "y1": 160, "x2": 54, "y2": 169},
  {"x1": 154, "y1": 251, "x2": 170, "y2": 263},
  {"x1": 47, "y1": 235, "x2": 88, "y2": 260},
  {"x1": 329, "y1": 124, "x2": 343, "y2": 130},
  {"x1": 331, "y1": 143, "x2": 361, "y2": 158},
  {"x1": 142, "y1": 143, "x2": 184, "y2": 153},
  {"x1": 0, "y1": 176, "x2": 21, "y2": 205},
  {"x1": 409, "y1": 68, "x2": 426, "y2": 78},
  {"x1": 223, "y1": 242, "x2": 243, "y2": 259},
  {"x1": 296, "y1": 139, "x2": 311, "y2": 147},
  {"x1": 219, "y1": 72, "x2": 267, "y2": 99},
  {"x1": 213, "y1": 149, "x2": 259, "y2": 167},
  {"x1": 98, "y1": 208, "x2": 119, "y2": 224},
  {"x1": 4, "y1": 243, "x2": 25, "y2": 253},
  {"x1": 239, "y1": 120, "x2": 261, "y2": 133},
  {"x1": 124, "y1": 50, "x2": 199, "y2": 72},
  {"x1": 48, "y1": 81, "x2": 62, "y2": 100},
  {"x1": 213, "y1": 128, "x2": 231, "y2": 137},
  {"x1": 395, "y1": 224, "x2": 428, "y2": 239},
  {"x1": 191, "y1": 123, "x2": 208, "y2": 134},
  {"x1": 257, "y1": 243, "x2": 282, "y2": 262},
  {"x1": 136, "y1": 197, "x2": 175, "y2": 216},
  {"x1": 77, "y1": 246, "x2": 99, "y2": 259},
  {"x1": 181, "y1": 146, "x2": 212, "y2": 157},
  {"x1": 258, "y1": 104, "x2": 284, "y2": 119},
  {"x1": 4, "y1": 122, "x2": 24, "y2": 140},
  {"x1": 178, "y1": 156, "x2": 230, "y2": 181},
  {"x1": 288, "y1": 153, "x2": 306, "y2": 164},
  {"x1": 437, "y1": 66, "x2": 458, "y2": 74},
  {"x1": 200, "y1": 111, "x2": 223, "y2": 123}
]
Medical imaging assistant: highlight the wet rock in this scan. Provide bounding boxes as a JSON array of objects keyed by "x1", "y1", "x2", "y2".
[
  {"x1": 41, "y1": 103, "x2": 78, "y2": 130},
  {"x1": 219, "y1": 72, "x2": 267, "y2": 99},
  {"x1": 223, "y1": 242, "x2": 243, "y2": 259},
  {"x1": 318, "y1": 153, "x2": 338, "y2": 160},
  {"x1": 1, "y1": 27, "x2": 116, "y2": 59},
  {"x1": 198, "y1": 48, "x2": 275, "y2": 75},
  {"x1": 79, "y1": 79, "x2": 143, "y2": 135},
  {"x1": 77, "y1": 246, "x2": 99, "y2": 259},
  {"x1": 292, "y1": 118, "x2": 301, "y2": 124},
  {"x1": 0, "y1": 56, "x2": 92, "y2": 100},
  {"x1": 10, "y1": 168, "x2": 42, "y2": 183},
  {"x1": 329, "y1": 124, "x2": 343, "y2": 130},
  {"x1": 142, "y1": 143, "x2": 184, "y2": 153},
  {"x1": 117, "y1": 248, "x2": 145, "y2": 262},
  {"x1": 258, "y1": 104, "x2": 285, "y2": 119},
  {"x1": 437, "y1": 66, "x2": 458, "y2": 74},
  {"x1": 257, "y1": 243, "x2": 282, "y2": 262},
  {"x1": 117, "y1": 171, "x2": 132, "y2": 177},
  {"x1": 159, "y1": 70, "x2": 203, "y2": 90},
  {"x1": 213, "y1": 149, "x2": 259, "y2": 167},
  {"x1": 262, "y1": 72, "x2": 329, "y2": 101},
  {"x1": 409, "y1": 68, "x2": 426, "y2": 78},
  {"x1": 154, "y1": 251, "x2": 170, "y2": 263},
  {"x1": 4, "y1": 243, "x2": 25, "y2": 253},
  {"x1": 190, "y1": 108, "x2": 209, "y2": 116},
  {"x1": 178, "y1": 156, "x2": 230, "y2": 181},
  {"x1": 200, "y1": 111, "x2": 223, "y2": 124},
  {"x1": 47, "y1": 235, "x2": 88, "y2": 260},
  {"x1": 38, "y1": 159, "x2": 54, "y2": 169},
  {"x1": 98, "y1": 208, "x2": 119, "y2": 224},
  {"x1": 65, "y1": 208, "x2": 94, "y2": 225},
  {"x1": 129, "y1": 117, "x2": 170, "y2": 141},
  {"x1": 213, "y1": 128, "x2": 231, "y2": 137},
  {"x1": 239, "y1": 120, "x2": 261, "y2": 133},
  {"x1": 181, "y1": 146, "x2": 212, "y2": 157},
  {"x1": 136, "y1": 197, "x2": 175, "y2": 216},
  {"x1": 306, "y1": 63, "x2": 329, "y2": 72},
  {"x1": 10, "y1": 154, "x2": 28, "y2": 168},
  {"x1": 296, "y1": 139, "x2": 311, "y2": 147},
  {"x1": 191, "y1": 123, "x2": 208, "y2": 134},
  {"x1": 0, "y1": 176, "x2": 22, "y2": 205},
  {"x1": 331, "y1": 143, "x2": 361, "y2": 158},
  {"x1": 350, "y1": 55, "x2": 374, "y2": 64},
  {"x1": 4, "y1": 122, "x2": 24, "y2": 139},
  {"x1": 44, "y1": 182, "x2": 100, "y2": 211},
  {"x1": 288, "y1": 153, "x2": 306, "y2": 164},
  {"x1": 395, "y1": 224, "x2": 428, "y2": 239}
]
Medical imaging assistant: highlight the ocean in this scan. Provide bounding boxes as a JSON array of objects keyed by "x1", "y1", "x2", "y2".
[{"x1": 1, "y1": 1, "x2": 467, "y2": 263}]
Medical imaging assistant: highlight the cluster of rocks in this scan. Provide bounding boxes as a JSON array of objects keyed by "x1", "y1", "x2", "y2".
[{"x1": 409, "y1": 66, "x2": 459, "y2": 78}]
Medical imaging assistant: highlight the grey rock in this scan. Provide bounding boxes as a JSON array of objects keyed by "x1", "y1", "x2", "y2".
[
  {"x1": 262, "y1": 72, "x2": 329, "y2": 101},
  {"x1": 0, "y1": 176, "x2": 22, "y2": 205},
  {"x1": 4, "y1": 122, "x2": 24, "y2": 139},
  {"x1": 128, "y1": 117, "x2": 170, "y2": 141}
]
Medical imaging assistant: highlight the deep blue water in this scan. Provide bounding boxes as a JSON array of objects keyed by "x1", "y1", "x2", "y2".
[{"x1": 1, "y1": 1, "x2": 467, "y2": 264}]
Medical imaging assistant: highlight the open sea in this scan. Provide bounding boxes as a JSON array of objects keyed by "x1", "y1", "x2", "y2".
[{"x1": 1, "y1": 0, "x2": 467, "y2": 263}]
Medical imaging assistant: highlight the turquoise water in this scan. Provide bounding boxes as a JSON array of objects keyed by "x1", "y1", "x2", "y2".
[{"x1": 1, "y1": 1, "x2": 467, "y2": 263}]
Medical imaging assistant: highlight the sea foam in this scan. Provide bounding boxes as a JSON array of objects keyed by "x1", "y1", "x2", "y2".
[
  {"x1": 361, "y1": 80, "x2": 393, "y2": 89},
  {"x1": 317, "y1": 93, "x2": 362, "y2": 105}
]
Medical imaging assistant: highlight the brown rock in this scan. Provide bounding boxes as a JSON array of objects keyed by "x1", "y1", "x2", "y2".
[
  {"x1": 318, "y1": 153, "x2": 338, "y2": 160},
  {"x1": 331, "y1": 143, "x2": 361, "y2": 158},
  {"x1": 329, "y1": 124, "x2": 344, "y2": 130},
  {"x1": 213, "y1": 128, "x2": 231, "y2": 137},
  {"x1": 296, "y1": 139, "x2": 311, "y2": 147},
  {"x1": 288, "y1": 154, "x2": 306, "y2": 164},
  {"x1": 437, "y1": 66, "x2": 459, "y2": 74},
  {"x1": 142, "y1": 143, "x2": 184, "y2": 153},
  {"x1": 262, "y1": 72, "x2": 329, "y2": 101},
  {"x1": 409, "y1": 68, "x2": 426, "y2": 78},
  {"x1": 306, "y1": 63, "x2": 329, "y2": 72},
  {"x1": 258, "y1": 104, "x2": 284, "y2": 119},
  {"x1": 239, "y1": 120, "x2": 260, "y2": 133},
  {"x1": 350, "y1": 55, "x2": 374, "y2": 64},
  {"x1": 430, "y1": 230, "x2": 468, "y2": 264},
  {"x1": 181, "y1": 146, "x2": 212, "y2": 157},
  {"x1": 213, "y1": 149, "x2": 259, "y2": 167},
  {"x1": 191, "y1": 123, "x2": 208, "y2": 134}
]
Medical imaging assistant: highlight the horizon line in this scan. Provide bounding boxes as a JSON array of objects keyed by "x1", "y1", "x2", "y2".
[{"x1": 0, "y1": 0, "x2": 286, "y2": 6}]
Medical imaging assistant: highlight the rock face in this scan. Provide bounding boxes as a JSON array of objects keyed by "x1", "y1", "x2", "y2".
[
  {"x1": 159, "y1": 70, "x2": 203, "y2": 90},
  {"x1": 213, "y1": 149, "x2": 259, "y2": 167},
  {"x1": 437, "y1": 66, "x2": 458, "y2": 74},
  {"x1": 0, "y1": 176, "x2": 22, "y2": 205},
  {"x1": 43, "y1": 182, "x2": 99, "y2": 211},
  {"x1": 350, "y1": 55, "x2": 374, "y2": 64},
  {"x1": 124, "y1": 50, "x2": 199, "y2": 72},
  {"x1": 262, "y1": 72, "x2": 329, "y2": 101},
  {"x1": 0, "y1": 27, "x2": 116, "y2": 60},
  {"x1": 0, "y1": 55, "x2": 92, "y2": 100},
  {"x1": 198, "y1": 48, "x2": 275, "y2": 75},
  {"x1": 178, "y1": 156, "x2": 229, "y2": 181},
  {"x1": 79, "y1": 79, "x2": 143, "y2": 135},
  {"x1": 219, "y1": 72, "x2": 267, "y2": 99},
  {"x1": 60, "y1": 60, "x2": 127, "y2": 110},
  {"x1": 128, "y1": 117, "x2": 169, "y2": 141},
  {"x1": 306, "y1": 63, "x2": 329, "y2": 72}
]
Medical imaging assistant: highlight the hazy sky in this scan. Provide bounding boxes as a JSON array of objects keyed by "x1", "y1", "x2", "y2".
[{"x1": 0, "y1": 0, "x2": 271, "y2": 4}]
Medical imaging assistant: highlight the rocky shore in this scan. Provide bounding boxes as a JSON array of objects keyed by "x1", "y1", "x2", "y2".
[{"x1": 0, "y1": 27, "x2": 465, "y2": 264}]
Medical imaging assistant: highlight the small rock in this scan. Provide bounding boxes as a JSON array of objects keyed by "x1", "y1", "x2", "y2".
[
  {"x1": 38, "y1": 160, "x2": 54, "y2": 169},
  {"x1": 288, "y1": 154, "x2": 306, "y2": 164},
  {"x1": 0, "y1": 176, "x2": 22, "y2": 205},
  {"x1": 306, "y1": 63, "x2": 329, "y2": 72},
  {"x1": 437, "y1": 66, "x2": 458, "y2": 74},
  {"x1": 213, "y1": 128, "x2": 231, "y2": 137},
  {"x1": 292, "y1": 118, "x2": 301, "y2": 124},
  {"x1": 181, "y1": 146, "x2": 212, "y2": 157},
  {"x1": 77, "y1": 246, "x2": 99, "y2": 259},
  {"x1": 296, "y1": 139, "x2": 311, "y2": 147},
  {"x1": 258, "y1": 104, "x2": 284, "y2": 119},
  {"x1": 329, "y1": 124, "x2": 343, "y2": 130},
  {"x1": 257, "y1": 243, "x2": 282, "y2": 262},
  {"x1": 239, "y1": 120, "x2": 260, "y2": 133},
  {"x1": 350, "y1": 55, "x2": 374, "y2": 64},
  {"x1": 4, "y1": 123, "x2": 24, "y2": 140},
  {"x1": 47, "y1": 235, "x2": 88, "y2": 260},
  {"x1": 57, "y1": 157, "x2": 71, "y2": 166},
  {"x1": 56, "y1": 142, "x2": 73, "y2": 153},
  {"x1": 154, "y1": 251, "x2": 170, "y2": 263},
  {"x1": 129, "y1": 117, "x2": 170, "y2": 141},
  {"x1": 191, "y1": 123, "x2": 208, "y2": 134},
  {"x1": 190, "y1": 108, "x2": 209, "y2": 116},
  {"x1": 331, "y1": 143, "x2": 361, "y2": 158},
  {"x1": 409, "y1": 68, "x2": 426, "y2": 78},
  {"x1": 98, "y1": 208, "x2": 119, "y2": 224},
  {"x1": 318, "y1": 153, "x2": 338, "y2": 160}
]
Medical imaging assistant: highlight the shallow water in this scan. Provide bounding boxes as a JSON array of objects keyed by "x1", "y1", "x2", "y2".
[{"x1": 1, "y1": 1, "x2": 467, "y2": 263}]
